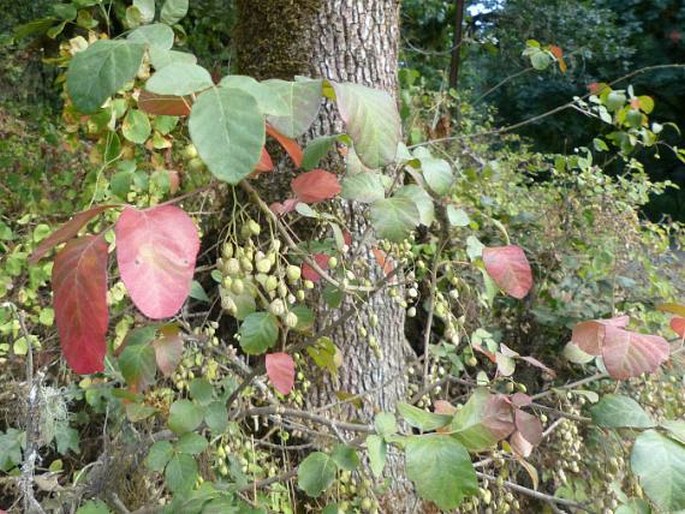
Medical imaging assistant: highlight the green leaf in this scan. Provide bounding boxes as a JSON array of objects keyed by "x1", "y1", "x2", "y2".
[
  {"x1": 122, "y1": 109, "x2": 152, "y2": 144},
  {"x1": 176, "y1": 433, "x2": 208, "y2": 455},
  {"x1": 189, "y1": 87, "x2": 265, "y2": 184},
  {"x1": 262, "y1": 78, "x2": 323, "y2": 138},
  {"x1": 590, "y1": 395, "x2": 655, "y2": 429},
  {"x1": 204, "y1": 401, "x2": 228, "y2": 434},
  {"x1": 394, "y1": 185, "x2": 435, "y2": 226},
  {"x1": 406, "y1": 435, "x2": 477, "y2": 510},
  {"x1": 530, "y1": 50, "x2": 552, "y2": 70},
  {"x1": 75, "y1": 500, "x2": 112, "y2": 514},
  {"x1": 219, "y1": 75, "x2": 289, "y2": 116},
  {"x1": 631, "y1": 430, "x2": 685, "y2": 511},
  {"x1": 331, "y1": 444, "x2": 360, "y2": 471},
  {"x1": 189, "y1": 280, "x2": 210, "y2": 302},
  {"x1": 238, "y1": 312, "x2": 279, "y2": 355},
  {"x1": 397, "y1": 402, "x2": 451, "y2": 432},
  {"x1": 662, "y1": 420, "x2": 685, "y2": 445},
  {"x1": 149, "y1": 48, "x2": 197, "y2": 70},
  {"x1": 413, "y1": 147, "x2": 454, "y2": 195},
  {"x1": 331, "y1": 82, "x2": 401, "y2": 169},
  {"x1": 146, "y1": 440, "x2": 174, "y2": 471},
  {"x1": 189, "y1": 378, "x2": 214, "y2": 406},
  {"x1": 133, "y1": 0, "x2": 155, "y2": 23},
  {"x1": 340, "y1": 172, "x2": 385, "y2": 203},
  {"x1": 0, "y1": 428, "x2": 24, "y2": 472},
  {"x1": 127, "y1": 24, "x2": 174, "y2": 50},
  {"x1": 302, "y1": 135, "x2": 339, "y2": 170},
  {"x1": 168, "y1": 400, "x2": 204, "y2": 434},
  {"x1": 374, "y1": 412, "x2": 398, "y2": 438},
  {"x1": 297, "y1": 452, "x2": 337, "y2": 497},
  {"x1": 160, "y1": 0, "x2": 189, "y2": 25},
  {"x1": 291, "y1": 305, "x2": 315, "y2": 333},
  {"x1": 446, "y1": 205, "x2": 470, "y2": 227},
  {"x1": 119, "y1": 341, "x2": 157, "y2": 390},
  {"x1": 147, "y1": 63, "x2": 213, "y2": 96},
  {"x1": 165, "y1": 453, "x2": 198, "y2": 493},
  {"x1": 67, "y1": 41, "x2": 145, "y2": 113},
  {"x1": 366, "y1": 434, "x2": 387, "y2": 478},
  {"x1": 369, "y1": 197, "x2": 420, "y2": 242}
]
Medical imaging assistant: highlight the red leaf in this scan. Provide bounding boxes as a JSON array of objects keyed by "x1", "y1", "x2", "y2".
[
  {"x1": 270, "y1": 198, "x2": 299, "y2": 216},
  {"x1": 301, "y1": 253, "x2": 330, "y2": 283},
  {"x1": 549, "y1": 45, "x2": 563, "y2": 60},
  {"x1": 266, "y1": 124, "x2": 303, "y2": 168},
  {"x1": 601, "y1": 326, "x2": 670, "y2": 380},
  {"x1": 138, "y1": 90, "x2": 192, "y2": 116},
  {"x1": 510, "y1": 430, "x2": 534, "y2": 458},
  {"x1": 291, "y1": 169, "x2": 341, "y2": 204},
  {"x1": 29, "y1": 205, "x2": 113, "y2": 264},
  {"x1": 265, "y1": 352, "x2": 295, "y2": 394},
  {"x1": 571, "y1": 315, "x2": 630, "y2": 355},
  {"x1": 152, "y1": 324, "x2": 184, "y2": 377},
  {"x1": 482, "y1": 394, "x2": 517, "y2": 440},
  {"x1": 115, "y1": 205, "x2": 200, "y2": 319},
  {"x1": 510, "y1": 392, "x2": 532, "y2": 408},
  {"x1": 255, "y1": 147, "x2": 274, "y2": 173},
  {"x1": 482, "y1": 245, "x2": 533, "y2": 299},
  {"x1": 372, "y1": 247, "x2": 394, "y2": 276},
  {"x1": 53, "y1": 235, "x2": 109, "y2": 374},
  {"x1": 514, "y1": 410, "x2": 543, "y2": 446},
  {"x1": 671, "y1": 317, "x2": 685, "y2": 338}
]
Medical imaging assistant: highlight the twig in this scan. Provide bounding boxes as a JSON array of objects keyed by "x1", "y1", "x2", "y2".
[
  {"x1": 239, "y1": 406, "x2": 373, "y2": 434},
  {"x1": 15, "y1": 309, "x2": 46, "y2": 514},
  {"x1": 476, "y1": 471, "x2": 590, "y2": 512}
]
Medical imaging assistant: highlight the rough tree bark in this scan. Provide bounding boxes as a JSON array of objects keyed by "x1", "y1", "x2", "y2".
[{"x1": 235, "y1": 0, "x2": 416, "y2": 508}]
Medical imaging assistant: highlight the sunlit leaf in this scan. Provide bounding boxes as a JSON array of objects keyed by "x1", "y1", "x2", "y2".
[{"x1": 115, "y1": 205, "x2": 200, "y2": 319}]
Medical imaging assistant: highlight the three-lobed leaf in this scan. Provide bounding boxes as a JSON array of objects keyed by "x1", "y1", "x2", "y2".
[
  {"x1": 53, "y1": 235, "x2": 109, "y2": 374},
  {"x1": 115, "y1": 205, "x2": 200, "y2": 319}
]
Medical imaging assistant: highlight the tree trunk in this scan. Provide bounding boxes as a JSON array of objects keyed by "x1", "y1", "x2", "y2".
[{"x1": 235, "y1": 0, "x2": 416, "y2": 508}]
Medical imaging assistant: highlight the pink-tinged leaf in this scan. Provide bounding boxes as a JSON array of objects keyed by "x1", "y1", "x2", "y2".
[
  {"x1": 291, "y1": 169, "x2": 341, "y2": 204},
  {"x1": 301, "y1": 253, "x2": 330, "y2": 283},
  {"x1": 53, "y1": 235, "x2": 109, "y2": 374},
  {"x1": 514, "y1": 410, "x2": 543, "y2": 446},
  {"x1": 601, "y1": 326, "x2": 670, "y2": 380},
  {"x1": 434, "y1": 400, "x2": 457, "y2": 415},
  {"x1": 482, "y1": 245, "x2": 533, "y2": 299},
  {"x1": 270, "y1": 198, "x2": 299, "y2": 216},
  {"x1": 138, "y1": 90, "x2": 192, "y2": 116},
  {"x1": 152, "y1": 324, "x2": 184, "y2": 377},
  {"x1": 115, "y1": 205, "x2": 200, "y2": 319},
  {"x1": 482, "y1": 394, "x2": 517, "y2": 440},
  {"x1": 510, "y1": 392, "x2": 532, "y2": 408},
  {"x1": 510, "y1": 430, "x2": 534, "y2": 458},
  {"x1": 372, "y1": 248, "x2": 394, "y2": 276},
  {"x1": 265, "y1": 352, "x2": 295, "y2": 394},
  {"x1": 671, "y1": 317, "x2": 685, "y2": 338},
  {"x1": 255, "y1": 147, "x2": 274, "y2": 173},
  {"x1": 266, "y1": 124, "x2": 303, "y2": 168},
  {"x1": 519, "y1": 355, "x2": 556, "y2": 378},
  {"x1": 29, "y1": 205, "x2": 114, "y2": 264},
  {"x1": 571, "y1": 315, "x2": 630, "y2": 356}
]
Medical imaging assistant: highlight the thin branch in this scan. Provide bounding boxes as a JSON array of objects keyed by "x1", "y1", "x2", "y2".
[
  {"x1": 239, "y1": 406, "x2": 373, "y2": 434},
  {"x1": 476, "y1": 471, "x2": 590, "y2": 512}
]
